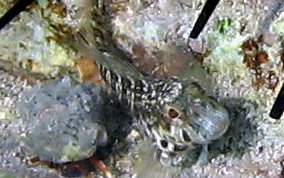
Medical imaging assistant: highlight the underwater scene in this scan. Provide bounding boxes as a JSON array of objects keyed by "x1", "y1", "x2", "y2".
[{"x1": 0, "y1": 0, "x2": 284, "y2": 177}]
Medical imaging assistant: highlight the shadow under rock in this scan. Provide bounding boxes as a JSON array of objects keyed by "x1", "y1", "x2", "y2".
[
  {"x1": 94, "y1": 90, "x2": 133, "y2": 159},
  {"x1": 59, "y1": 90, "x2": 133, "y2": 177},
  {"x1": 208, "y1": 98, "x2": 260, "y2": 159}
]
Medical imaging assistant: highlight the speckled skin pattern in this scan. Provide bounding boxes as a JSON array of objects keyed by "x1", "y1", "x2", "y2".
[
  {"x1": 98, "y1": 58, "x2": 230, "y2": 166},
  {"x1": 75, "y1": 0, "x2": 230, "y2": 166}
]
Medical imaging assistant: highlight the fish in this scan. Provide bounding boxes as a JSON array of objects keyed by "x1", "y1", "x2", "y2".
[{"x1": 74, "y1": 0, "x2": 230, "y2": 166}]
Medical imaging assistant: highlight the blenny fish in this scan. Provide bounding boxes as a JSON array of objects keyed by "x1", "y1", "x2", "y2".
[{"x1": 74, "y1": 0, "x2": 230, "y2": 166}]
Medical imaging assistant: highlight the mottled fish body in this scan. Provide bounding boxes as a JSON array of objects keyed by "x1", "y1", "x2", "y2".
[{"x1": 75, "y1": 0, "x2": 230, "y2": 166}]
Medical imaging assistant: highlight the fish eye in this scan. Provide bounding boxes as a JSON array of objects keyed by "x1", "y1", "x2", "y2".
[
  {"x1": 168, "y1": 108, "x2": 179, "y2": 118},
  {"x1": 160, "y1": 140, "x2": 168, "y2": 148}
]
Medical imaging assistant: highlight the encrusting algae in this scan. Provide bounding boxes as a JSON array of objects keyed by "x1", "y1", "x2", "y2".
[{"x1": 1, "y1": 0, "x2": 284, "y2": 177}]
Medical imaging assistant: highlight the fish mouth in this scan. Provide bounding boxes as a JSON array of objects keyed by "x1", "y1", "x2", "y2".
[
  {"x1": 173, "y1": 142, "x2": 189, "y2": 152},
  {"x1": 152, "y1": 125, "x2": 190, "y2": 153}
]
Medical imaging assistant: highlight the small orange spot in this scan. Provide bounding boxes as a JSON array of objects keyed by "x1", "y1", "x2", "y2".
[
  {"x1": 75, "y1": 57, "x2": 105, "y2": 86},
  {"x1": 241, "y1": 39, "x2": 258, "y2": 52},
  {"x1": 194, "y1": 53, "x2": 205, "y2": 63},
  {"x1": 241, "y1": 39, "x2": 266, "y2": 69},
  {"x1": 26, "y1": 156, "x2": 49, "y2": 166},
  {"x1": 29, "y1": 156, "x2": 40, "y2": 163},
  {"x1": 256, "y1": 51, "x2": 268, "y2": 64},
  {"x1": 49, "y1": 3, "x2": 67, "y2": 18},
  {"x1": 89, "y1": 157, "x2": 112, "y2": 178},
  {"x1": 241, "y1": 38, "x2": 278, "y2": 91}
]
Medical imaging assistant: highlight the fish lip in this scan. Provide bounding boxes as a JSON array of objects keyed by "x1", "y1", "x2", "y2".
[
  {"x1": 183, "y1": 105, "x2": 230, "y2": 143},
  {"x1": 174, "y1": 142, "x2": 188, "y2": 152},
  {"x1": 204, "y1": 109, "x2": 230, "y2": 140},
  {"x1": 182, "y1": 125, "x2": 211, "y2": 144}
]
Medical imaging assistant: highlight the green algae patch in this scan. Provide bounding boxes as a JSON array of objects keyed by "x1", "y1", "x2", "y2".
[{"x1": 60, "y1": 142, "x2": 85, "y2": 162}]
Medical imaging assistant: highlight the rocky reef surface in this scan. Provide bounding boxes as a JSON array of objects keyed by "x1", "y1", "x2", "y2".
[{"x1": 0, "y1": 0, "x2": 284, "y2": 177}]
